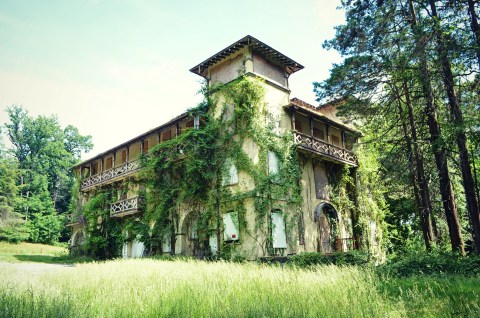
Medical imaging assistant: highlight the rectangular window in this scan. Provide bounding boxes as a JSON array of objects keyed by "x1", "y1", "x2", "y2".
[
  {"x1": 121, "y1": 149, "x2": 127, "y2": 163},
  {"x1": 331, "y1": 135, "x2": 340, "y2": 146},
  {"x1": 222, "y1": 160, "x2": 238, "y2": 186},
  {"x1": 272, "y1": 212, "x2": 287, "y2": 249},
  {"x1": 105, "y1": 157, "x2": 113, "y2": 170},
  {"x1": 162, "y1": 130, "x2": 172, "y2": 141},
  {"x1": 186, "y1": 119, "x2": 194, "y2": 128},
  {"x1": 91, "y1": 162, "x2": 99, "y2": 175},
  {"x1": 313, "y1": 127, "x2": 325, "y2": 140},
  {"x1": 295, "y1": 121, "x2": 303, "y2": 133},
  {"x1": 268, "y1": 151, "x2": 279, "y2": 175},
  {"x1": 223, "y1": 212, "x2": 239, "y2": 241},
  {"x1": 142, "y1": 140, "x2": 149, "y2": 153}
]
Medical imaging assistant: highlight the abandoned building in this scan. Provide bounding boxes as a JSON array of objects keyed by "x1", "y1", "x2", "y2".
[{"x1": 67, "y1": 35, "x2": 375, "y2": 260}]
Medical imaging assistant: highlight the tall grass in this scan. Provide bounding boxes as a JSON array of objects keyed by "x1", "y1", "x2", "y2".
[{"x1": 0, "y1": 259, "x2": 478, "y2": 317}]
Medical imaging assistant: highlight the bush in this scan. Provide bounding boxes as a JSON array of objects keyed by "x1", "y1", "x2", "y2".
[
  {"x1": 377, "y1": 251, "x2": 480, "y2": 277},
  {"x1": 288, "y1": 251, "x2": 370, "y2": 268}
]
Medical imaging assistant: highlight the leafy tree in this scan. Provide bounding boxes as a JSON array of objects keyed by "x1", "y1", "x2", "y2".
[{"x1": 2, "y1": 105, "x2": 93, "y2": 244}]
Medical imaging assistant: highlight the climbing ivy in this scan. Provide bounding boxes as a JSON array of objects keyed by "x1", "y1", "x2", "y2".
[{"x1": 138, "y1": 76, "x2": 303, "y2": 258}]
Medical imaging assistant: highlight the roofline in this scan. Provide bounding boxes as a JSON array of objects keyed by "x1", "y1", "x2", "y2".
[
  {"x1": 189, "y1": 35, "x2": 304, "y2": 78},
  {"x1": 73, "y1": 112, "x2": 190, "y2": 168},
  {"x1": 287, "y1": 98, "x2": 361, "y2": 136}
]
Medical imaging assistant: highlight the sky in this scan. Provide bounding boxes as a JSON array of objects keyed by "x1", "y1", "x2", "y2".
[{"x1": 0, "y1": 0, "x2": 345, "y2": 160}]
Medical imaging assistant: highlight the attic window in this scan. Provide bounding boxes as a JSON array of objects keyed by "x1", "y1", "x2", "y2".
[
  {"x1": 271, "y1": 211, "x2": 287, "y2": 249},
  {"x1": 223, "y1": 212, "x2": 239, "y2": 241}
]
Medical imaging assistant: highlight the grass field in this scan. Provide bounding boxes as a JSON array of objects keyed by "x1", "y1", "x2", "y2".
[{"x1": 0, "y1": 255, "x2": 479, "y2": 318}]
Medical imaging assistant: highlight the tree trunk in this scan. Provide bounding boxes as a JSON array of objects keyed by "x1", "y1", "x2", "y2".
[
  {"x1": 467, "y1": 0, "x2": 480, "y2": 67},
  {"x1": 429, "y1": 0, "x2": 480, "y2": 255},
  {"x1": 407, "y1": 0, "x2": 465, "y2": 254},
  {"x1": 392, "y1": 82, "x2": 434, "y2": 249}
]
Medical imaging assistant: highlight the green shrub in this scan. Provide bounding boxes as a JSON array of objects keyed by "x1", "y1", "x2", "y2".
[
  {"x1": 378, "y1": 251, "x2": 480, "y2": 277},
  {"x1": 289, "y1": 251, "x2": 370, "y2": 268}
]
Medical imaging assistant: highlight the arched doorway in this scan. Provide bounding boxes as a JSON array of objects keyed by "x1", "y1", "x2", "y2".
[
  {"x1": 180, "y1": 212, "x2": 202, "y2": 257},
  {"x1": 314, "y1": 203, "x2": 339, "y2": 254}
]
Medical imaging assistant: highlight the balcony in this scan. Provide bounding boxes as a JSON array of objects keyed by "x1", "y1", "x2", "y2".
[
  {"x1": 65, "y1": 214, "x2": 86, "y2": 227},
  {"x1": 80, "y1": 160, "x2": 140, "y2": 191},
  {"x1": 110, "y1": 196, "x2": 142, "y2": 218},
  {"x1": 294, "y1": 132, "x2": 358, "y2": 166}
]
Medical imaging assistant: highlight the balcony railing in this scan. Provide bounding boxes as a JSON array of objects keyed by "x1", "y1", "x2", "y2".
[
  {"x1": 294, "y1": 132, "x2": 358, "y2": 166},
  {"x1": 110, "y1": 196, "x2": 142, "y2": 218},
  {"x1": 80, "y1": 160, "x2": 140, "y2": 190},
  {"x1": 65, "y1": 214, "x2": 86, "y2": 227}
]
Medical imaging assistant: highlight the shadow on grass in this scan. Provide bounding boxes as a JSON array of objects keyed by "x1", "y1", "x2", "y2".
[{"x1": 13, "y1": 254, "x2": 93, "y2": 264}]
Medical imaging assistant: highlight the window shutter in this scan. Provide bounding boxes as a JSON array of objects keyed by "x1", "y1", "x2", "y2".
[
  {"x1": 105, "y1": 157, "x2": 113, "y2": 170},
  {"x1": 121, "y1": 149, "x2": 127, "y2": 163},
  {"x1": 162, "y1": 130, "x2": 172, "y2": 141},
  {"x1": 272, "y1": 212, "x2": 287, "y2": 248},
  {"x1": 223, "y1": 212, "x2": 239, "y2": 241},
  {"x1": 143, "y1": 140, "x2": 149, "y2": 153}
]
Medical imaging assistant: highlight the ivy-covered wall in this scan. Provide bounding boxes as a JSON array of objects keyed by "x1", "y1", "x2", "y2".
[{"x1": 72, "y1": 64, "x2": 386, "y2": 260}]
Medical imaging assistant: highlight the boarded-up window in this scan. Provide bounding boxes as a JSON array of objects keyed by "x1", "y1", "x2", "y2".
[
  {"x1": 209, "y1": 234, "x2": 218, "y2": 253},
  {"x1": 268, "y1": 151, "x2": 279, "y2": 175},
  {"x1": 162, "y1": 233, "x2": 171, "y2": 253},
  {"x1": 105, "y1": 157, "x2": 113, "y2": 170},
  {"x1": 223, "y1": 212, "x2": 239, "y2": 241},
  {"x1": 121, "y1": 149, "x2": 127, "y2": 163},
  {"x1": 186, "y1": 119, "x2": 194, "y2": 128},
  {"x1": 222, "y1": 160, "x2": 238, "y2": 186},
  {"x1": 131, "y1": 240, "x2": 145, "y2": 258},
  {"x1": 313, "y1": 127, "x2": 325, "y2": 140},
  {"x1": 272, "y1": 211, "x2": 287, "y2": 249},
  {"x1": 91, "y1": 162, "x2": 99, "y2": 175},
  {"x1": 314, "y1": 164, "x2": 329, "y2": 200},
  {"x1": 331, "y1": 135, "x2": 341, "y2": 146},
  {"x1": 162, "y1": 130, "x2": 172, "y2": 141},
  {"x1": 142, "y1": 140, "x2": 149, "y2": 153}
]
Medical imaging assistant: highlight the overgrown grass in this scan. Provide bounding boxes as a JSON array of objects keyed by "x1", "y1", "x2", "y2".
[{"x1": 0, "y1": 258, "x2": 478, "y2": 317}]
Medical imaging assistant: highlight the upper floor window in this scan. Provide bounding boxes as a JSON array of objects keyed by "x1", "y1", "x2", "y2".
[
  {"x1": 105, "y1": 157, "x2": 113, "y2": 170},
  {"x1": 121, "y1": 149, "x2": 127, "y2": 163},
  {"x1": 91, "y1": 161, "x2": 99, "y2": 175},
  {"x1": 313, "y1": 127, "x2": 325, "y2": 140},
  {"x1": 268, "y1": 151, "x2": 279, "y2": 176},
  {"x1": 142, "y1": 140, "x2": 149, "y2": 153},
  {"x1": 331, "y1": 135, "x2": 341, "y2": 147},
  {"x1": 162, "y1": 130, "x2": 172, "y2": 141},
  {"x1": 222, "y1": 160, "x2": 238, "y2": 186}
]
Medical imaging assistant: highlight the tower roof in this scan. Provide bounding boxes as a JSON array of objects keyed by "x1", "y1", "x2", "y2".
[{"x1": 190, "y1": 35, "x2": 304, "y2": 78}]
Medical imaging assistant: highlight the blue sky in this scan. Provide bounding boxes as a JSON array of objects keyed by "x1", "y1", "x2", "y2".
[{"x1": 0, "y1": 0, "x2": 345, "y2": 158}]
